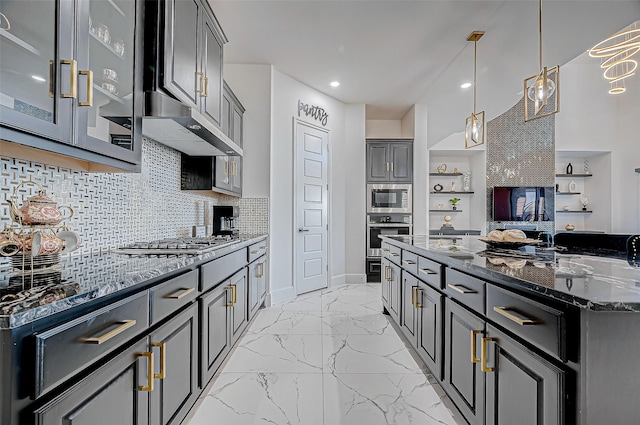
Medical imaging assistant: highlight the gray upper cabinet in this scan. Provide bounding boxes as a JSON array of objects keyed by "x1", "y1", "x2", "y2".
[
  {"x1": 0, "y1": 0, "x2": 143, "y2": 171},
  {"x1": 366, "y1": 140, "x2": 413, "y2": 183},
  {"x1": 163, "y1": 0, "x2": 225, "y2": 127},
  {"x1": 223, "y1": 81, "x2": 244, "y2": 147}
]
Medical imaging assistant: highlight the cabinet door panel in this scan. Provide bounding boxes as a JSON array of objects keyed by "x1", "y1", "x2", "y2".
[
  {"x1": 164, "y1": 0, "x2": 200, "y2": 108},
  {"x1": 33, "y1": 338, "x2": 149, "y2": 425},
  {"x1": 201, "y1": 12, "x2": 222, "y2": 125},
  {"x1": 214, "y1": 156, "x2": 231, "y2": 191},
  {"x1": 388, "y1": 262, "x2": 401, "y2": 324},
  {"x1": 400, "y1": 271, "x2": 418, "y2": 346},
  {"x1": 230, "y1": 156, "x2": 242, "y2": 194},
  {"x1": 230, "y1": 269, "x2": 248, "y2": 344},
  {"x1": 367, "y1": 143, "x2": 389, "y2": 182},
  {"x1": 381, "y1": 258, "x2": 390, "y2": 310},
  {"x1": 200, "y1": 283, "x2": 230, "y2": 386},
  {"x1": 389, "y1": 143, "x2": 412, "y2": 182},
  {"x1": 444, "y1": 299, "x2": 485, "y2": 425},
  {"x1": 150, "y1": 304, "x2": 199, "y2": 425},
  {"x1": 486, "y1": 325, "x2": 565, "y2": 425},
  {"x1": 417, "y1": 281, "x2": 443, "y2": 380},
  {"x1": 0, "y1": 0, "x2": 74, "y2": 143},
  {"x1": 248, "y1": 262, "x2": 260, "y2": 321},
  {"x1": 232, "y1": 104, "x2": 243, "y2": 147}
]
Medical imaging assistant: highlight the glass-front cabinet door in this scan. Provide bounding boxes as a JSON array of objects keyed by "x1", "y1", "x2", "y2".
[
  {"x1": 0, "y1": 0, "x2": 74, "y2": 143},
  {"x1": 75, "y1": 0, "x2": 141, "y2": 164}
]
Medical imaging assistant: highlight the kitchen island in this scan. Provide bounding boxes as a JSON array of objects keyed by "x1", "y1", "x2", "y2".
[
  {"x1": 0, "y1": 234, "x2": 268, "y2": 425},
  {"x1": 380, "y1": 234, "x2": 640, "y2": 425}
]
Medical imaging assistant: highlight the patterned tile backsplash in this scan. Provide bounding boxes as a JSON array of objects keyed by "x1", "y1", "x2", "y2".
[
  {"x1": 486, "y1": 98, "x2": 555, "y2": 234},
  {"x1": 0, "y1": 139, "x2": 269, "y2": 251}
]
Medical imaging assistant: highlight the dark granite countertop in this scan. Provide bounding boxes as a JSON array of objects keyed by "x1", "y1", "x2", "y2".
[
  {"x1": 382, "y1": 235, "x2": 640, "y2": 312},
  {"x1": 0, "y1": 234, "x2": 267, "y2": 329}
]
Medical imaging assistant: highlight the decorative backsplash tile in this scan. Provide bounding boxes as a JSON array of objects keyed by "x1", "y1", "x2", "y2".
[
  {"x1": 0, "y1": 139, "x2": 269, "y2": 251},
  {"x1": 486, "y1": 98, "x2": 555, "y2": 234}
]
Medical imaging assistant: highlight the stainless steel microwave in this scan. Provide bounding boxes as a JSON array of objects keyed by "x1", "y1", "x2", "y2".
[{"x1": 366, "y1": 184, "x2": 412, "y2": 213}]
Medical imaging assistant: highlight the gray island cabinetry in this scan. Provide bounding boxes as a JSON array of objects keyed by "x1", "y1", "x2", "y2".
[
  {"x1": 0, "y1": 235, "x2": 268, "y2": 425},
  {"x1": 381, "y1": 235, "x2": 640, "y2": 425}
]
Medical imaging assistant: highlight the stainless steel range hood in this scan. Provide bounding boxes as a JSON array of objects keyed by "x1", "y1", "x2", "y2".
[{"x1": 142, "y1": 91, "x2": 242, "y2": 156}]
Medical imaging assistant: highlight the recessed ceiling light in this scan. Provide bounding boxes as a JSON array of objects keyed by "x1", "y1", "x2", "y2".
[
  {"x1": 330, "y1": 81, "x2": 340, "y2": 87},
  {"x1": 31, "y1": 75, "x2": 46, "y2": 82},
  {"x1": 460, "y1": 82, "x2": 472, "y2": 89}
]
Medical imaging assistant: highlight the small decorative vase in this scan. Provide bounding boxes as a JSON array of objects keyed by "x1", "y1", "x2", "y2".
[
  {"x1": 452, "y1": 205, "x2": 457, "y2": 211},
  {"x1": 569, "y1": 181, "x2": 576, "y2": 192},
  {"x1": 566, "y1": 163, "x2": 573, "y2": 174},
  {"x1": 565, "y1": 224, "x2": 575, "y2": 231}
]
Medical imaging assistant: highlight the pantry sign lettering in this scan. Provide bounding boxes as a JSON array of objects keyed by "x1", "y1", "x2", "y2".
[{"x1": 298, "y1": 100, "x2": 329, "y2": 126}]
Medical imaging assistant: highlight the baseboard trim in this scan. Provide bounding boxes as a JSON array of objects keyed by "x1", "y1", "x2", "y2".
[{"x1": 269, "y1": 286, "x2": 296, "y2": 304}]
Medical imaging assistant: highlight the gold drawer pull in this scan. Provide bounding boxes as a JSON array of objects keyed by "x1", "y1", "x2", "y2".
[
  {"x1": 470, "y1": 330, "x2": 482, "y2": 363},
  {"x1": 164, "y1": 287, "x2": 195, "y2": 300},
  {"x1": 226, "y1": 285, "x2": 234, "y2": 307},
  {"x1": 137, "y1": 351, "x2": 154, "y2": 392},
  {"x1": 60, "y1": 59, "x2": 77, "y2": 98},
  {"x1": 415, "y1": 288, "x2": 423, "y2": 308},
  {"x1": 84, "y1": 319, "x2": 136, "y2": 344},
  {"x1": 203, "y1": 76, "x2": 209, "y2": 97},
  {"x1": 493, "y1": 306, "x2": 541, "y2": 326},
  {"x1": 402, "y1": 259, "x2": 416, "y2": 265},
  {"x1": 196, "y1": 71, "x2": 205, "y2": 93},
  {"x1": 419, "y1": 268, "x2": 437, "y2": 275},
  {"x1": 390, "y1": 253, "x2": 400, "y2": 257},
  {"x1": 259, "y1": 246, "x2": 267, "y2": 250},
  {"x1": 151, "y1": 342, "x2": 166, "y2": 380},
  {"x1": 447, "y1": 284, "x2": 477, "y2": 294},
  {"x1": 78, "y1": 69, "x2": 93, "y2": 106},
  {"x1": 258, "y1": 262, "x2": 265, "y2": 278},
  {"x1": 382, "y1": 248, "x2": 389, "y2": 252},
  {"x1": 251, "y1": 250, "x2": 261, "y2": 254},
  {"x1": 481, "y1": 337, "x2": 496, "y2": 373}
]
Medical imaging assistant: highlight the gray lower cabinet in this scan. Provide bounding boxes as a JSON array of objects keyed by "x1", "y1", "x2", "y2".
[
  {"x1": 416, "y1": 280, "x2": 444, "y2": 380},
  {"x1": 381, "y1": 257, "x2": 390, "y2": 310},
  {"x1": 381, "y1": 257, "x2": 401, "y2": 323},
  {"x1": 229, "y1": 268, "x2": 248, "y2": 345},
  {"x1": 149, "y1": 303, "x2": 199, "y2": 425},
  {"x1": 444, "y1": 298, "x2": 485, "y2": 425},
  {"x1": 248, "y1": 255, "x2": 267, "y2": 322},
  {"x1": 485, "y1": 324, "x2": 565, "y2": 425},
  {"x1": 400, "y1": 271, "x2": 418, "y2": 345},
  {"x1": 200, "y1": 282, "x2": 232, "y2": 386},
  {"x1": 33, "y1": 337, "x2": 150, "y2": 425}
]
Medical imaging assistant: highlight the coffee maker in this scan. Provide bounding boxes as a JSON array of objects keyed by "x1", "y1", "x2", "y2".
[{"x1": 213, "y1": 206, "x2": 239, "y2": 236}]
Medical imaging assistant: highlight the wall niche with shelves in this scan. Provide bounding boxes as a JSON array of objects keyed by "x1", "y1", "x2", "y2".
[
  {"x1": 427, "y1": 148, "x2": 486, "y2": 235},
  {"x1": 555, "y1": 151, "x2": 611, "y2": 232}
]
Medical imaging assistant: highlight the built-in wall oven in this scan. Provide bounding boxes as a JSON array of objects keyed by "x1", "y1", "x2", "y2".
[
  {"x1": 366, "y1": 214, "x2": 412, "y2": 282},
  {"x1": 367, "y1": 184, "x2": 412, "y2": 213}
]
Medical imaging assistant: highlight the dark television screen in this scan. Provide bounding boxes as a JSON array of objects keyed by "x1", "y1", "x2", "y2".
[{"x1": 493, "y1": 187, "x2": 554, "y2": 221}]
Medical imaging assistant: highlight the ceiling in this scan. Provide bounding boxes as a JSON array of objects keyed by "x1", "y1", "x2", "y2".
[{"x1": 210, "y1": 0, "x2": 640, "y2": 144}]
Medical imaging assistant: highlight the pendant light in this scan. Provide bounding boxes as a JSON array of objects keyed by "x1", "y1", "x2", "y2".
[
  {"x1": 589, "y1": 21, "x2": 640, "y2": 95},
  {"x1": 464, "y1": 31, "x2": 485, "y2": 149},
  {"x1": 523, "y1": 0, "x2": 559, "y2": 122}
]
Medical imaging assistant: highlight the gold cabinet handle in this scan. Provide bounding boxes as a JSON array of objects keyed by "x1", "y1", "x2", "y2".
[
  {"x1": 390, "y1": 253, "x2": 400, "y2": 257},
  {"x1": 390, "y1": 162, "x2": 394, "y2": 172},
  {"x1": 226, "y1": 285, "x2": 234, "y2": 307},
  {"x1": 410, "y1": 282, "x2": 415, "y2": 306},
  {"x1": 60, "y1": 59, "x2": 77, "y2": 98},
  {"x1": 402, "y1": 259, "x2": 416, "y2": 265},
  {"x1": 386, "y1": 162, "x2": 390, "y2": 172},
  {"x1": 470, "y1": 330, "x2": 482, "y2": 363},
  {"x1": 251, "y1": 250, "x2": 261, "y2": 254},
  {"x1": 447, "y1": 284, "x2": 477, "y2": 294},
  {"x1": 151, "y1": 342, "x2": 166, "y2": 380},
  {"x1": 419, "y1": 268, "x2": 437, "y2": 276},
  {"x1": 258, "y1": 262, "x2": 265, "y2": 278},
  {"x1": 383, "y1": 266, "x2": 389, "y2": 282},
  {"x1": 233, "y1": 284, "x2": 237, "y2": 305},
  {"x1": 48, "y1": 60, "x2": 54, "y2": 98},
  {"x1": 481, "y1": 337, "x2": 496, "y2": 373},
  {"x1": 84, "y1": 319, "x2": 136, "y2": 344},
  {"x1": 196, "y1": 71, "x2": 205, "y2": 93},
  {"x1": 224, "y1": 159, "x2": 229, "y2": 176},
  {"x1": 78, "y1": 69, "x2": 93, "y2": 106},
  {"x1": 493, "y1": 306, "x2": 541, "y2": 326},
  {"x1": 163, "y1": 287, "x2": 195, "y2": 300},
  {"x1": 382, "y1": 248, "x2": 389, "y2": 252},
  {"x1": 259, "y1": 246, "x2": 267, "y2": 250},
  {"x1": 203, "y1": 76, "x2": 209, "y2": 97},
  {"x1": 415, "y1": 288, "x2": 423, "y2": 308},
  {"x1": 137, "y1": 351, "x2": 154, "y2": 392}
]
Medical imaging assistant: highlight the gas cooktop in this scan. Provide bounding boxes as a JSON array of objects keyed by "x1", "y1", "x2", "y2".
[{"x1": 115, "y1": 235, "x2": 239, "y2": 255}]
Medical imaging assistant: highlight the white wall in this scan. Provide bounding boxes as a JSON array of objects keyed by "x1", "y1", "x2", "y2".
[
  {"x1": 412, "y1": 104, "x2": 428, "y2": 235},
  {"x1": 270, "y1": 70, "x2": 347, "y2": 302},
  {"x1": 365, "y1": 120, "x2": 402, "y2": 138},
  {"x1": 224, "y1": 64, "x2": 272, "y2": 197},
  {"x1": 555, "y1": 60, "x2": 640, "y2": 233},
  {"x1": 344, "y1": 104, "x2": 367, "y2": 283}
]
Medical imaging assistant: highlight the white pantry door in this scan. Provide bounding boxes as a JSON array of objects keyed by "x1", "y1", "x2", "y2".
[{"x1": 294, "y1": 120, "x2": 329, "y2": 294}]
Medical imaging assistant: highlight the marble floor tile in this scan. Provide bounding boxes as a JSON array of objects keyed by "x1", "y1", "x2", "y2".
[
  {"x1": 271, "y1": 291, "x2": 323, "y2": 312},
  {"x1": 222, "y1": 333, "x2": 323, "y2": 373},
  {"x1": 322, "y1": 290, "x2": 383, "y2": 313},
  {"x1": 323, "y1": 373, "x2": 457, "y2": 425},
  {"x1": 323, "y1": 334, "x2": 424, "y2": 374},
  {"x1": 187, "y1": 373, "x2": 324, "y2": 425},
  {"x1": 321, "y1": 312, "x2": 394, "y2": 336},
  {"x1": 247, "y1": 310, "x2": 323, "y2": 335}
]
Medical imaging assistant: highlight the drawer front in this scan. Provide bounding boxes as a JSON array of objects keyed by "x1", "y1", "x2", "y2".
[
  {"x1": 445, "y1": 269, "x2": 485, "y2": 315},
  {"x1": 487, "y1": 285, "x2": 566, "y2": 361},
  {"x1": 201, "y1": 249, "x2": 247, "y2": 292},
  {"x1": 150, "y1": 269, "x2": 199, "y2": 325},
  {"x1": 34, "y1": 291, "x2": 149, "y2": 398},
  {"x1": 381, "y1": 242, "x2": 391, "y2": 260},
  {"x1": 417, "y1": 256, "x2": 444, "y2": 290},
  {"x1": 388, "y1": 244, "x2": 402, "y2": 264},
  {"x1": 401, "y1": 250, "x2": 418, "y2": 276},
  {"x1": 248, "y1": 239, "x2": 268, "y2": 263}
]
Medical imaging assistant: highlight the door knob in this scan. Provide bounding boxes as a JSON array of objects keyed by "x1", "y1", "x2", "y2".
[{"x1": 298, "y1": 228, "x2": 309, "y2": 232}]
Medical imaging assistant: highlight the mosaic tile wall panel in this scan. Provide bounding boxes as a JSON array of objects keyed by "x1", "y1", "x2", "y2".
[
  {"x1": 486, "y1": 98, "x2": 555, "y2": 234},
  {"x1": 0, "y1": 139, "x2": 269, "y2": 251},
  {"x1": 218, "y1": 196, "x2": 270, "y2": 235}
]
